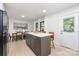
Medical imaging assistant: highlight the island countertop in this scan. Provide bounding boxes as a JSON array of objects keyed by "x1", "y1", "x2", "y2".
[{"x1": 27, "y1": 32, "x2": 52, "y2": 37}]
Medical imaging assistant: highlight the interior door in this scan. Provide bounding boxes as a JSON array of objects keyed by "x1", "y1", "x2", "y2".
[{"x1": 61, "y1": 13, "x2": 78, "y2": 50}]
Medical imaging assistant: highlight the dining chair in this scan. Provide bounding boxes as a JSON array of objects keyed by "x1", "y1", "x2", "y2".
[
  {"x1": 16, "y1": 32, "x2": 23, "y2": 40},
  {"x1": 12, "y1": 33, "x2": 17, "y2": 41},
  {"x1": 8, "y1": 33, "x2": 11, "y2": 41}
]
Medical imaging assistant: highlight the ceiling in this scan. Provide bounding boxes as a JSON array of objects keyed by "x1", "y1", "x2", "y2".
[{"x1": 4, "y1": 3, "x2": 79, "y2": 21}]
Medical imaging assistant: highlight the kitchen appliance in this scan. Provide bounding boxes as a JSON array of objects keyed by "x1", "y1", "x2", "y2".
[{"x1": 0, "y1": 10, "x2": 9, "y2": 56}]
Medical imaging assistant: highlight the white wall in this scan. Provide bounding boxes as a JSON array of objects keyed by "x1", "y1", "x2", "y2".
[
  {"x1": 9, "y1": 19, "x2": 34, "y2": 35},
  {"x1": 45, "y1": 5, "x2": 79, "y2": 50}
]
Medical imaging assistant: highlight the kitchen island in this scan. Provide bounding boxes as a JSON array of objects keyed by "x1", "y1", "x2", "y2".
[{"x1": 25, "y1": 32, "x2": 51, "y2": 56}]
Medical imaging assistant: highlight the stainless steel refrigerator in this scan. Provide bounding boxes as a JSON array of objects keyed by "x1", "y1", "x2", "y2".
[{"x1": 0, "y1": 10, "x2": 9, "y2": 56}]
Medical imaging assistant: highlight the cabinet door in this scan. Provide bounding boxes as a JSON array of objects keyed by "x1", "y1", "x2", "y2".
[
  {"x1": 30, "y1": 35, "x2": 34, "y2": 49},
  {"x1": 33, "y1": 37, "x2": 41, "y2": 56},
  {"x1": 26, "y1": 34, "x2": 31, "y2": 46}
]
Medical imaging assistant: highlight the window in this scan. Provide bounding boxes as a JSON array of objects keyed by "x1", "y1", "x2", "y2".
[
  {"x1": 35, "y1": 22, "x2": 38, "y2": 31},
  {"x1": 40, "y1": 21, "x2": 44, "y2": 32}
]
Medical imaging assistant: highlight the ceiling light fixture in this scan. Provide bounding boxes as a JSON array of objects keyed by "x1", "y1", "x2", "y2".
[
  {"x1": 21, "y1": 15, "x2": 25, "y2": 18},
  {"x1": 42, "y1": 10, "x2": 46, "y2": 13},
  {"x1": 45, "y1": 16, "x2": 47, "y2": 18}
]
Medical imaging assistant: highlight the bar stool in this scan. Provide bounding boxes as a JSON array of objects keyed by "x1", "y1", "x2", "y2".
[{"x1": 49, "y1": 32, "x2": 55, "y2": 49}]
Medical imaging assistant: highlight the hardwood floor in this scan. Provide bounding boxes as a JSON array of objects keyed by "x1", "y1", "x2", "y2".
[{"x1": 7, "y1": 40, "x2": 79, "y2": 56}]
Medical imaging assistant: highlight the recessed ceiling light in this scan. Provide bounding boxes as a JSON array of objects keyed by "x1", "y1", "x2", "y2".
[
  {"x1": 21, "y1": 15, "x2": 25, "y2": 18},
  {"x1": 45, "y1": 16, "x2": 47, "y2": 18},
  {"x1": 42, "y1": 10, "x2": 46, "y2": 13}
]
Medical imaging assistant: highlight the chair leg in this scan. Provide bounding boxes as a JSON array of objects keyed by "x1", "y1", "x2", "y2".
[
  {"x1": 52, "y1": 40, "x2": 55, "y2": 49},
  {"x1": 12, "y1": 37, "x2": 14, "y2": 41},
  {"x1": 51, "y1": 38, "x2": 55, "y2": 49}
]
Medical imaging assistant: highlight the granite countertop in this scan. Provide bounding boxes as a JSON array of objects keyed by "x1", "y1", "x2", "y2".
[{"x1": 27, "y1": 32, "x2": 52, "y2": 37}]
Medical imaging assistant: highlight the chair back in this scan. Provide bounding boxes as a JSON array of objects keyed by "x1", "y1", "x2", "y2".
[{"x1": 12, "y1": 33, "x2": 17, "y2": 36}]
